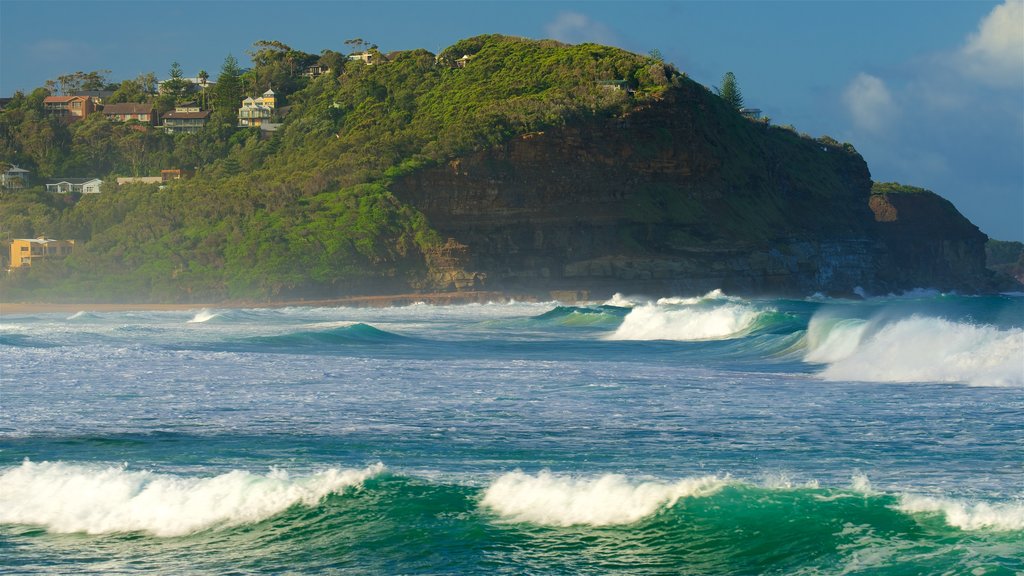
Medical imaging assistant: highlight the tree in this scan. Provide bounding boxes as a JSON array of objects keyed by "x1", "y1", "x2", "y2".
[
  {"x1": 213, "y1": 54, "x2": 243, "y2": 115},
  {"x1": 197, "y1": 70, "x2": 210, "y2": 108},
  {"x1": 714, "y1": 71, "x2": 744, "y2": 110}
]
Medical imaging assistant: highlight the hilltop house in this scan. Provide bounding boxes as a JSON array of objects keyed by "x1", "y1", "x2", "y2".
[
  {"x1": 74, "y1": 90, "x2": 115, "y2": 106},
  {"x1": 349, "y1": 51, "x2": 381, "y2": 65},
  {"x1": 238, "y1": 88, "x2": 276, "y2": 127},
  {"x1": 9, "y1": 237, "x2": 75, "y2": 269},
  {"x1": 45, "y1": 178, "x2": 103, "y2": 194},
  {"x1": 43, "y1": 95, "x2": 95, "y2": 120},
  {"x1": 102, "y1": 103, "x2": 157, "y2": 125},
  {"x1": 303, "y1": 64, "x2": 328, "y2": 78},
  {"x1": 162, "y1": 102, "x2": 210, "y2": 134},
  {"x1": 2, "y1": 165, "x2": 30, "y2": 190}
]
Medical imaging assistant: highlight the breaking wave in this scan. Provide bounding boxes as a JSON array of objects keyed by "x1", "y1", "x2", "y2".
[
  {"x1": 187, "y1": 309, "x2": 221, "y2": 323},
  {"x1": 608, "y1": 300, "x2": 767, "y2": 341},
  {"x1": 480, "y1": 470, "x2": 727, "y2": 526},
  {"x1": 805, "y1": 314, "x2": 1024, "y2": 387},
  {"x1": 898, "y1": 494, "x2": 1024, "y2": 531},
  {"x1": 0, "y1": 460, "x2": 384, "y2": 536}
]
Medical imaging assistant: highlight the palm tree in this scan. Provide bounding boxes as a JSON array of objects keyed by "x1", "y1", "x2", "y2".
[{"x1": 197, "y1": 70, "x2": 210, "y2": 109}]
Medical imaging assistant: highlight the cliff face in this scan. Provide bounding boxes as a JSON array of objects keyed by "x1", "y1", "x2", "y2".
[{"x1": 393, "y1": 82, "x2": 990, "y2": 297}]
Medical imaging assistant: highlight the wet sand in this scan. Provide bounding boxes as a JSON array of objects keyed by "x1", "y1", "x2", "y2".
[{"x1": 0, "y1": 291, "x2": 517, "y2": 315}]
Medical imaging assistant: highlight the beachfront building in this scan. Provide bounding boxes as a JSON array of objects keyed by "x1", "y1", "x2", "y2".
[
  {"x1": 9, "y1": 237, "x2": 75, "y2": 269},
  {"x1": 45, "y1": 178, "x2": 103, "y2": 194},
  {"x1": 2, "y1": 165, "x2": 30, "y2": 190},
  {"x1": 238, "y1": 88, "x2": 277, "y2": 127}
]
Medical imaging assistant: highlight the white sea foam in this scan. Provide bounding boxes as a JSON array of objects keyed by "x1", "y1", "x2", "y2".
[
  {"x1": 655, "y1": 289, "x2": 735, "y2": 306},
  {"x1": 603, "y1": 293, "x2": 645, "y2": 307},
  {"x1": 850, "y1": 473, "x2": 876, "y2": 495},
  {"x1": 805, "y1": 314, "x2": 1024, "y2": 387},
  {"x1": 480, "y1": 470, "x2": 725, "y2": 526},
  {"x1": 608, "y1": 301, "x2": 763, "y2": 341},
  {"x1": 0, "y1": 460, "x2": 384, "y2": 536},
  {"x1": 67, "y1": 311, "x2": 92, "y2": 320},
  {"x1": 897, "y1": 494, "x2": 1024, "y2": 531},
  {"x1": 187, "y1": 309, "x2": 220, "y2": 323}
]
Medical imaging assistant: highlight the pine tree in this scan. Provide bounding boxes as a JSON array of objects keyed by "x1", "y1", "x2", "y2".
[
  {"x1": 715, "y1": 71, "x2": 744, "y2": 110},
  {"x1": 213, "y1": 55, "x2": 243, "y2": 115}
]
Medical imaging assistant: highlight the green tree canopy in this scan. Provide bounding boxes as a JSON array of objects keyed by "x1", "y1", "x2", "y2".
[
  {"x1": 715, "y1": 71, "x2": 744, "y2": 110},
  {"x1": 213, "y1": 54, "x2": 243, "y2": 117}
]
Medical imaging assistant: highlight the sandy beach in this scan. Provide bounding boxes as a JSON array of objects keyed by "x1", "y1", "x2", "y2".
[{"x1": 0, "y1": 291, "x2": 516, "y2": 315}]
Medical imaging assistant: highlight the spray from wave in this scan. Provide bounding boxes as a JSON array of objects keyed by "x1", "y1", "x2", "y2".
[
  {"x1": 805, "y1": 314, "x2": 1024, "y2": 387},
  {"x1": 0, "y1": 460, "x2": 384, "y2": 536},
  {"x1": 480, "y1": 470, "x2": 725, "y2": 526},
  {"x1": 187, "y1": 309, "x2": 221, "y2": 324}
]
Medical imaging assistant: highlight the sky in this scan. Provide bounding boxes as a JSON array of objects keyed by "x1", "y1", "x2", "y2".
[{"x1": 2, "y1": 0, "x2": 1022, "y2": 241}]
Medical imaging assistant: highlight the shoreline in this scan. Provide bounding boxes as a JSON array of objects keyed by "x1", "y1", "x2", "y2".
[{"x1": 0, "y1": 291, "x2": 524, "y2": 315}]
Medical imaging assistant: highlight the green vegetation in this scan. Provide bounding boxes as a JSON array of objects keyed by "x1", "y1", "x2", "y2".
[
  {"x1": 715, "y1": 71, "x2": 743, "y2": 110},
  {"x1": 871, "y1": 181, "x2": 930, "y2": 195},
  {"x1": 1, "y1": 35, "x2": 679, "y2": 302},
  {"x1": 985, "y1": 239, "x2": 1023, "y2": 278}
]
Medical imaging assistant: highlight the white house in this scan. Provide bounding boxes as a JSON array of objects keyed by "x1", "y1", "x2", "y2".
[
  {"x1": 2, "y1": 165, "x2": 30, "y2": 190},
  {"x1": 45, "y1": 178, "x2": 103, "y2": 194}
]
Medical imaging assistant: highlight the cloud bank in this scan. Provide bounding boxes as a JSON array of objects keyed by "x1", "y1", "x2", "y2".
[{"x1": 960, "y1": 0, "x2": 1024, "y2": 86}]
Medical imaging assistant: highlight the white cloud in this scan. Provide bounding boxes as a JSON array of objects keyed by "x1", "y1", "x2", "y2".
[
  {"x1": 960, "y1": 0, "x2": 1024, "y2": 86},
  {"x1": 842, "y1": 73, "x2": 898, "y2": 134},
  {"x1": 544, "y1": 12, "x2": 618, "y2": 45}
]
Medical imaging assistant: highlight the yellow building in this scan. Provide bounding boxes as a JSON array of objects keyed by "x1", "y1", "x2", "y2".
[
  {"x1": 238, "y1": 88, "x2": 276, "y2": 127},
  {"x1": 9, "y1": 237, "x2": 75, "y2": 269}
]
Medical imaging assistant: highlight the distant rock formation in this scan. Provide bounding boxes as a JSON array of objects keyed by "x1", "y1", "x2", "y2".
[{"x1": 394, "y1": 83, "x2": 994, "y2": 297}]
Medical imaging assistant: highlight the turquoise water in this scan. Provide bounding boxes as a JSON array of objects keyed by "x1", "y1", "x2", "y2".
[{"x1": 2, "y1": 291, "x2": 1022, "y2": 574}]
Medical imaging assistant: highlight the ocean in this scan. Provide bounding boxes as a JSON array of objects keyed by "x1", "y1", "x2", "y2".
[{"x1": 1, "y1": 290, "x2": 1022, "y2": 574}]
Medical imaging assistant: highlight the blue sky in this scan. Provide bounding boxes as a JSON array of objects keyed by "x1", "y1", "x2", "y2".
[{"x1": 2, "y1": 0, "x2": 1021, "y2": 240}]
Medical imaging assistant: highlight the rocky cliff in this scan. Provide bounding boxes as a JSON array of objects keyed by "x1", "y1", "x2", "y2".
[{"x1": 393, "y1": 82, "x2": 991, "y2": 297}]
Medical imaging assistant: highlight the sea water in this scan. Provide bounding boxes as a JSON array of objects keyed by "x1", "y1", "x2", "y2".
[{"x1": 1, "y1": 291, "x2": 1022, "y2": 574}]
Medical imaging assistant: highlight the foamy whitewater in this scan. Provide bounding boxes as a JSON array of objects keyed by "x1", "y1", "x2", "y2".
[{"x1": 2, "y1": 292, "x2": 1022, "y2": 574}]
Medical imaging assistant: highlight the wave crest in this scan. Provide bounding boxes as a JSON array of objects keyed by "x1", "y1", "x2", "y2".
[
  {"x1": 898, "y1": 494, "x2": 1024, "y2": 531},
  {"x1": 608, "y1": 301, "x2": 764, "y2": 341},
  {"x1": 480, "y1": 470, "x2": 725, "y2": 526},
  {"x1": 0, "y1": 460, "x2": 384, "y2": 536},
  {"x1": 805, "y1": 314, "x2": 1024, "y2": 387}
]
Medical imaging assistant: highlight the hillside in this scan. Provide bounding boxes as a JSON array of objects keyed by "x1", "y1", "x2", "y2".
[{"x1": 0, "y1": 35, "x2": 1002, "y2": 302}]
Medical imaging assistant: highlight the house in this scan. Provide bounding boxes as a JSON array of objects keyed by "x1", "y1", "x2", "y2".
[
  {"x1": 2, "y1": 165, "x2": 30, "y2": 190},
  {"x1": 43, "y1": 95, "x2": 95, "y2": 120},
  {"x1": 740, "y1": 108, "x2": 762, "y2": 120},
  {"x1": 116, "y1": 176, "x2": 163, "y2": 185},
  {"x1": 349, "y1": 51, "x2": 379, "y2": 65},
  {"x1": 454, "y1": 54, "x2": 473, "y2": 68},
  {"x1": 302, "y1": 64, "x2": 327, "y2": 78},
  {"x1": 45, "y1": 178, "x2": 103, "y2": 194},
  {"x1": 102, "y1": 103, "x2": 157, "y2": 125},
  {"x1": 74, "y1": 90, "x2": 115, "y2": 106},
  {"x1": 238, "y1": 88, "x2": 277, "y2": 127},
  {"x1": 9, "y1": 237, "x2": 75, "y2": 269},
  {"x1": 162, "y1": 102, "x2": 210, "y2": 134},
  {"x1": 160, "y1": 168, "x2": 192, "y2": 181}
]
